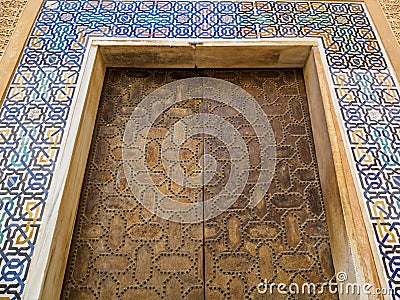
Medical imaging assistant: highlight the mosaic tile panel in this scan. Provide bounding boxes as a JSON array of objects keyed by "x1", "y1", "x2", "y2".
[
  {"x1": 1, "y1": 0, "x2": 400, "y2": 60},
  {"x1": 0, "y1": 0, "x2": 28, "y2": 61},
  {"x1": 0, "y1": 1, "x2": 399, "y2": 299}
]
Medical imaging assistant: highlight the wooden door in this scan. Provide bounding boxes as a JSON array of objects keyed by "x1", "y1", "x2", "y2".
[{"x1": 61, "y1": 69, "x2": 337, "y2": 299}]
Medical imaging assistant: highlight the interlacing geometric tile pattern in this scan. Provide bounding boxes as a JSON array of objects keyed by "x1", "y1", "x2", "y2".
[
  {"x1": 0, "y1": 1, "x2": 400, "y2": 299},
  {"x1": 61, "y1": 68, "x2": 337, "y2": 299},
  {"x1": 1, "y1": 1, "x2": 400, "y2": 60}
]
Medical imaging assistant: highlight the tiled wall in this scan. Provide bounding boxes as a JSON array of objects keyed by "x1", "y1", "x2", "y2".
[
  {"x1": 0, "y1": 1, "x2": 400, "y2": 299},
  {"x1": 1, "y1": 0, "x2": 399, "y2": 61}
]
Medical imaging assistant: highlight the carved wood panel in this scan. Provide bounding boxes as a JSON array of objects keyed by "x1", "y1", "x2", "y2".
[{"x1": 61, "y1": 69, "x2": 337, "y2": 299}]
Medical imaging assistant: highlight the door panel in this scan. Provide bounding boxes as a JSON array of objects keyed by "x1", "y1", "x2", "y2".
[
  {"x1": 61, "y1": 69, "x2": 337, "y2": 299},
  {"x1": 201, "y1": 71, "x2": 337, "y2": 299}
]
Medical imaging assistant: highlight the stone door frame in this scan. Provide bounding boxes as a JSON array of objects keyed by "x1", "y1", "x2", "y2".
[{"x1": 27, "y1": 38, "x2": 380, "y2": 300}]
